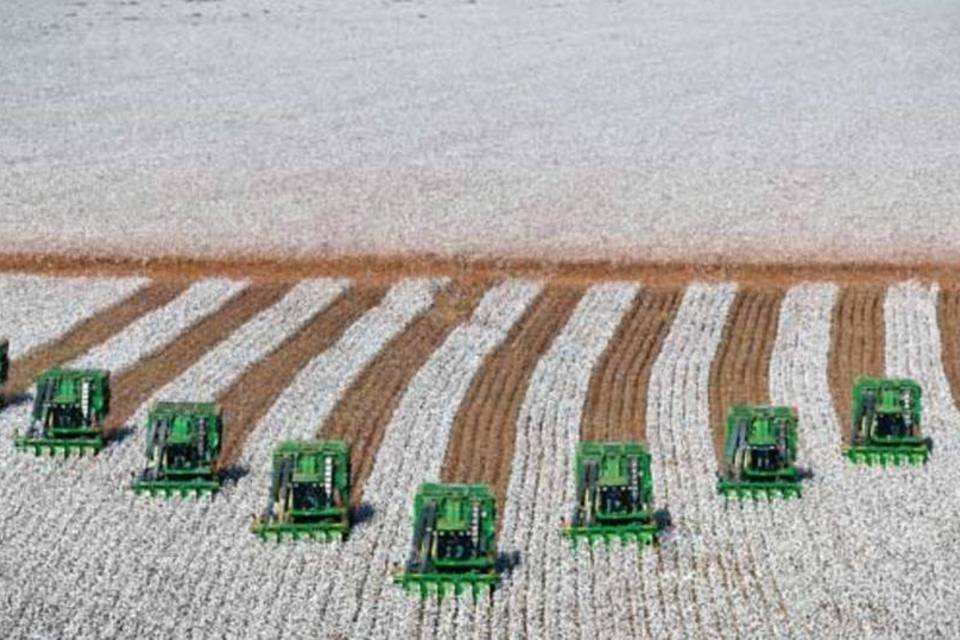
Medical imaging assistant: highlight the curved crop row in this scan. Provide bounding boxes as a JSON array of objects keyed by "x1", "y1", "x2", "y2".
[
  {"x1": 327, "y1": 279, "x2": 543, "y2": 638},
  {"x1": 159, "y1": 278, "x2": 445, "y2": 639},
  {"x1": 491, "y1": 282, "x2": 639, "y2": 640}
]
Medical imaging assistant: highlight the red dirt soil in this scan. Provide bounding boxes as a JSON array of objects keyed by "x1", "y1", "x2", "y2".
[
  {"x1": 581, "y1": 287, "x2": 683, "y2": 442},
  {"x1": 828, "y1": 286, "x2": 886, "y2": 445},
  {"x1": 105, "y1": 284, "x2": 292, "y2": 434},
  {"x1": 939, "y1": 287, "x2": 960, "y2": 410},
  {"x1": 319, "y1": 281, "x2": 488, "y2": 505},
  {"x1": 439, "y1": 285, "x2": 583, "y2": 526},
  {"x1": 214, "y1": 284, "x2": 387, "y2": 471},
  {"x1": 708, "y1": 288, "x2": 785, "y2": 464}
]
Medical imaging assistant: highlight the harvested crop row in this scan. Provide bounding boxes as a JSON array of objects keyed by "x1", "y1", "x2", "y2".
[
  {"x1": 937, "y1": 285, "x2": 960, "y2": 412},
  {"x1": 641, "y1": 283, "x2": 737, "y2": 639},
  {"x1": 0, "y1": 273, "x2": 147, "y2": 364},
  {"x1": 490, "y1": 283, "x2": 639, "y2": 640},
  {"x1": 214, "y1": 282, "x2": 388, "y2": 470},
  {"x1": 104, "y1": 282, "x2": 290, "y2": 434},
  {"x1": 707, "y1": 287, "x2": 784, "y2": 464},
  {"x1": 0, "y1": 279, "x2": 349, "y2": 637},
  {"x1": 581, "y1": 287, "x2": 683, "y2": 442},
  {"x1": 328, "y1": 280, "x2": 542, "y2": 638},
  {"x1": 440, "y1": 285, "x2": 583, "y2": 518},
  {"x1": 4, "y1": 277, "x2": 166, "y2": 394},
  {"x1": 322, "y1": 280, "x2": 487, "y2": 503},
  {"x1": 828, "y1": 286, "x2": 886, "y2": 444}
]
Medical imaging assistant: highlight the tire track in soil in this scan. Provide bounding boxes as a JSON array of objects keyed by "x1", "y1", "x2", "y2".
[
  {"x1": 320, "y1": 280, "x2": 488, "y2": 504},
  {"x1": 937, "y1": 286, "x2": 960, "y2": 411},
  {"x1": 828, "y1": 286, "x2": 886, "y2": 446},
  {"x1": 706, "y1": 286, "x2": 786, "y2": 634},
  {"x1": 581, "y1": 287, "x2": 683, "y2": 442},
  {"x1": 439, "y1": 285, "x2": 583, "y2": 528},
  {"x1": 5, "y1": 280, "x2": 189, "y2": 395},
  {"x1": 104, "y1": 283, "x2": 292, "y2": 435},
  {"x1": 214, "y1": 283, "x2": 387, "y2": 471}
]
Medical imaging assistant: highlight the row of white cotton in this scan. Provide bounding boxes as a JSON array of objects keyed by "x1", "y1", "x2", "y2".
[{"x1": 2, "y1": 275, "x2": 960, "y2": 638}]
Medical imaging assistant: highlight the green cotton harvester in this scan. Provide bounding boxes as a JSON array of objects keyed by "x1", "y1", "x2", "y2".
[
  {"x1": 846, "y1": 376, "x2": 929, "y2": 466},
  {"x1": 15, "y1": 368, "x2": 110, "y2": 456},
  {"x1": 563, "y1": 441, "x2": 658, "y2": 547},
  {"x1": 251, "y1": 440, "x2": 351, "y2": 541},
  {"x1": 717, "y1": 405, "x2": 801, "y2": 499},
  {"x1": 131, "y1": 401, "x2": 222, "y2": 497},
  {"x1": 395, "y1": 483, "x2": 497, "y2": 600}
]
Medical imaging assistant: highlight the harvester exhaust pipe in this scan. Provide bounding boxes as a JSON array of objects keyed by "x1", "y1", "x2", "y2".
[
  {"x1": 197, "y1": 418, "x2": 207, "y2": 458},
  {"x1": 471, "y1": 500, "x2": 480, "y2": 550},
  {"x1": 81, "y1": 380, "x2": 91, "y2": 421},
  {"x1": 324, "y1": 456, "x2": 334, "y2": 504},
  {"x1": 902, "y1": 390, "x2": 913, "y2": 434}
]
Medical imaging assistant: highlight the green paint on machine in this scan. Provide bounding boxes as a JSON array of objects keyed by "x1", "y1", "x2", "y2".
[{"x1": 15, "y1": 367, "x2": 110, "y2": 456}]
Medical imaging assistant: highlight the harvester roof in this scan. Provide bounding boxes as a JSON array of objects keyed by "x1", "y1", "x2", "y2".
[{"x1": 150, "y1": 400, "x2": 219, "y2": 418}]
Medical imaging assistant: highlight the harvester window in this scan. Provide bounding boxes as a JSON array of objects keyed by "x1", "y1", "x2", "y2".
[
  {"x1": 749, "y1": 447, "x2": 781, "y2": 472},
  {"x1": 600, "y1": 487, "x2": 630, "y2": 514},
  {"x1": 876, "y1": 413, "x2": 907, "y2": 439},
  {"x1": 437, "y1": 532, "x2": 475, "y2": 562},
  {"x1": 292, "y1": 483, "x2": 331, "y2": 510}
]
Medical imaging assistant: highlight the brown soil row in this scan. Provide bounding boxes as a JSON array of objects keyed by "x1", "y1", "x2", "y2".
[
  {"x1": 705, "y1": 287, "x2": 786, "y2": 629},
  {"x1": 0, "y1": 250, "x2": 955, "y2": 288},
  {"x1": 827, "y1": 286, "x2": 886, "y2": 445},
  {"x1": 6, "y1": 281, "x2": 189, "y2": 396},
  {"x1": 319, "y1": 281, "x2": 488, "y2": 505},
  {"x1": 214, "y1": 284, "x2": 387, "y2": 471},
  {"x1": 439, "y1": 286, "x2": 583, "y2": 521},
  {"x1": 939, "y1": 287, "x2": 960, "y2": 410},
  {"x1": 580, "y1": 287, "x2": 683, "y2": 442},
  {"x1": 708, "y1": 288, "x2": 785, "y2": 465},
  {"x1": 105, "y1": 284, "x2": 292, "y2": 434}
]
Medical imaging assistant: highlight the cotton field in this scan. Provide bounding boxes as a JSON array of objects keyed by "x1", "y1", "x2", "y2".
[{"x1": 1, "y1": 271, "x2": 960, "y2": 639}]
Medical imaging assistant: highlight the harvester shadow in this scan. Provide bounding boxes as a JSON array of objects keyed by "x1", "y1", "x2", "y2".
[
  {"x1": 108, "y1": 425, "x2": 137, "y2": 446},
  {"x1": 496, "y1": 549, "x2": 522, "y2": 576},
  {"x1": 220, "y1": 465, "x2": 250, "y2": 486},
  {"x1": 351, "y1": 502, "x2": 376, "y2": 526},
  {"x1": 926, "y1": 437, "x2": 935, "y2": 458},
  {"x1": 655, "y1": 507, "x2": 673, "y2": 532},
  {"x1": 797, "y1": 466, "x2": 815, "y2": 481},
  {"x1": 3, "y1": 392, "x2": 33, "y2": 409}
]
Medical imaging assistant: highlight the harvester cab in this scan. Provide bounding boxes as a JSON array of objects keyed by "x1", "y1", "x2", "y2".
[
  {"x1": 717, "y1": 405, "x2": 801, "y2": 499},
  {"x1": 847, "y1": 377, "x2": 928, "y2": 466},
  {"x1": 563, "y1": 441, "x2": 658, "y2": 546},
  {"x1": 15, "y1": 368, "x2": 110, "y2": 456},
  {"x1": 131, "y1": 401, "x2": 221, "y2": 497},
  {"x1": 395, "y1": 483, "x2": 497, "y2": 600},
  {"x1": 251, "y1": 440, "x2": 350, "y2": 541}
]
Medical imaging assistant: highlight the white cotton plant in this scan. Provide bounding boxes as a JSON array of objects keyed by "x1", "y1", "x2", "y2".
[
  {"x1": 641, "y1": 283, "x2": 737, "y2": 640},
  {"x1": 486, "y1": 283, "x2": 639, "y2": 639}
]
